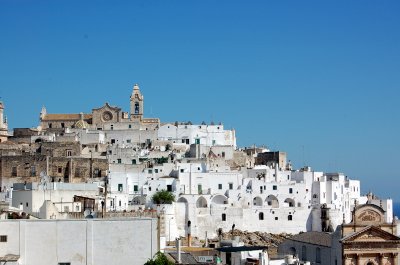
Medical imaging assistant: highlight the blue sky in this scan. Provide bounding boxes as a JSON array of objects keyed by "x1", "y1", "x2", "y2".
[{"x1": 0, "y1": 1, "x2": 399, "y2": 201}]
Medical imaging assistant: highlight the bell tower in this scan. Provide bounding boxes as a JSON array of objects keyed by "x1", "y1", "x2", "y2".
[
  {"x1": 0, "y1": 101, "x2": 8, "y2": 142},
  {"x1": 130, "y1": 84, "x2": 144, "y2": 121}
]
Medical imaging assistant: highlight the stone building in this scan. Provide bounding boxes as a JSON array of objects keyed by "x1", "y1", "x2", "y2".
[
  {"x1": 255, "y1": 151, "x2": 287, "y2": 169},
  {"x1": 39, "y1": 84, "x2": 160, "y2": 131},
  {"x1": 0, "y1": 141, "x2": 108, "y2": 191},
  {"x1": 341, "y1": 203, "x2": 400, "y2": 265}
]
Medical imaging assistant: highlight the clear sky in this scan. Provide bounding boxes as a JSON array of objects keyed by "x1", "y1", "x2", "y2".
[{"x1": 0, "y1": 1, "x2": 399, "y2": 201}]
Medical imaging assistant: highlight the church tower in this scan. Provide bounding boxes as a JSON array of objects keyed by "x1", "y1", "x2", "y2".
[
  {"x1": 0, "y1": 101, "x2": 8, "y2": 142},
  {"x1": 130, "y1": 84, "x2": 144, "y2": 122}
]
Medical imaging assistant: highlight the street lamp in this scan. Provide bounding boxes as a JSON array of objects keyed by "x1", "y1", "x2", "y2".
[{"x1": 168, "y1": 216, "x2": 174, "y2": 245}]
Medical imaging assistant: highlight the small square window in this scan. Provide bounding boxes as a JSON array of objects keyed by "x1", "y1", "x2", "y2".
[
  {"x1": 148, "y1": 169, "x2": 153, "y2": 174},
  {"x1": 180, "y1": 169, "x2": 184, "y2": 173},
  {"x1": 0, "y1": 235, "x2": 7, "y2": 242},
  {"x1": 155, "y1": 169, "x2": 159, "y2": 173},
  {"x1": 275, "y1": 217, "x2": 278, "y2": 220},
  {"x1": 273, "y1": 185, "x2": 277, "y2": 190},
  {"x1": 117, "y1": 159, "x2": 122, "y2": 164}
]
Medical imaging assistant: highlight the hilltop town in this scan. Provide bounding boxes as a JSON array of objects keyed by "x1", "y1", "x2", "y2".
[{"x1": 0, "y1": 85, "x2": 399, "y2": 265}]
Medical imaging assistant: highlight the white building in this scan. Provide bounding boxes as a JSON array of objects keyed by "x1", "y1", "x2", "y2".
[
  {"x1": 12, "y1": 182, "x2": 100, "y2": 218},
  {"x1": 0, "y1": 218, "x2": 158, "y2": 265},
  {"x1": 158, "y1": 123, "x2": 236, "y2": 149}
]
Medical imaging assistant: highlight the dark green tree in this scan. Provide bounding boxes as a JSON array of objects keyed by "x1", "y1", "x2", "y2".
[
  {"x1": 152, "y1": 190, "x2": 175, "y2": 204},
  {"x1": 144, "y1": 251, "x2": 174, "y2": 265}
]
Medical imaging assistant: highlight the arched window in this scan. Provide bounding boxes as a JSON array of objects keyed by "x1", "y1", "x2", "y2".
[
  {"x1": 259, "y1": 212, "x2": 264, "y2": 220},
  {"x1": 316, "y1": 247, "x2": 321, "y2": 263},
  {"x1": 134, "y1": 102, "x2": 140, "y2": 114}
]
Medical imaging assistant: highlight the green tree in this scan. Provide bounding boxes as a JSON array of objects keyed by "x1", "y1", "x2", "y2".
[
  {"x1": 152, "y1": 190, "x2": 175, "y2": 204},
  {"x1": 144, "y1": 251, "x2": 174, "y2": 265}
]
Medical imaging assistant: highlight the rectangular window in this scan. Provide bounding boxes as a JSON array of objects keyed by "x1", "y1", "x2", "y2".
[
  {"x1": 119, "y1": 200, "x2": 121, "y2": 206},
  {"x1": 0, "y1": 235, "x2": 7, "y2": 242},
  {"x1": 148, "y1": 169, "x2": 153, "y2": 174},
  {"x1": 111, "y1": 139, "x2": 116, "y2": 144},
  {"x1": 222, "y1": 213, "x2": 226, "y2": 221},
  {"x1": 126, "y1": 139, "x2": 131, "y2": 143},
  {"x1": 273, "y1": 185, "x2": 277, "y2": 190},
  {"x1": 229, "y1": 183, "x2": 233, "y2": 190},
  {"x1": 212, "y1": 140, "x2": 216, "y2": 145},
  {"x1": 222, "y1": 152, "x2": 225, "y2": 158},
  {"x1": 12, "y1": 166, "x2": 17, "y2": 177},
  {"x1": 195, "y1": 139, "x2": 200, "y2": 144},
  {"x1": 128, "y1": 124, "x2": 132, "y2": 129},
  {"x1": 289, "y1": 188, "x2": 293, "y2": 194},
  {"x1": 58, "y1": 263, "x2": 71, "y2": 265},
  {"x1": 180, "y1": 169, "x2": 184, "y2": 173},
  {"x1": 66, "y1": 150, "x2": 72, "y2": 157},
  {"x1": 186, "y1": 139, "x2": 189, "y2": 144},
  {"x1": 31, "y1": 166, "x2": 36, "y2": 177},
  {"x1": 48, "y1": 123, "x2": 52, "y2": 128},
  {"x1": 218, "y1": 184, "x2": 222, "y2": 190},
  {"x1": 167, "y1": 185, "x2": 172, "y2": 192},
  {"x1": 117, "y1": 159, "x2": 121, "y2": 164},
  {"x1": 61, "y1": 122, "x2": 65, "y2": 128},
  {"x1": 118, "y1": 184, "x2": 123, "y2": 192},
  {"x1": 198, "y1": 184, "x2": 202, "y2": 194},
  {"x1": 58, "y1": 167, "x2": 62, "y2": 174},
  {"x1": 155, "y1": 169, "x2": 159, "y2": 173},
  {"x1": 134, "y1": 185, "x2": 138, "y2": 192},
  {"x1": 132, "y1": 159, "x2": 136, "y2": 165}
]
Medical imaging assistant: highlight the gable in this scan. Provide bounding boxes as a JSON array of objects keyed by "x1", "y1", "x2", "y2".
[{"x1": 342, "y1": 226, "x2": 400, "y2": 243}]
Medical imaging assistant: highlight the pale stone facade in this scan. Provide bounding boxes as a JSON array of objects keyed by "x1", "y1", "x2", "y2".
[
  {"x1": 39, "y1": 84, "x2": 160, "y2": 132},
  {"x1": 0, "y1": 101, "x2": 9, "y2": 143}
]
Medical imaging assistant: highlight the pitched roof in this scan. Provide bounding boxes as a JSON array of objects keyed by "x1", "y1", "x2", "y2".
[
  {"x1": 289, "y1": 231, "x2": 332, "y2": 247},
  {"x1": 42, "y1": 114, "x2": 92, "y2": 121},
  {"x1": 341, "y1": 225, "x2": 400, "y2": 242},
  {"x1": 168, "y1": 252, "x2": 201, "y2": 264}
]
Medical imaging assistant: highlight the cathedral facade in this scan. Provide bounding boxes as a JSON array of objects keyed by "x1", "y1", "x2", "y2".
[{"x1": 39, "y1": 84, "x2": 159, "y2": 131}]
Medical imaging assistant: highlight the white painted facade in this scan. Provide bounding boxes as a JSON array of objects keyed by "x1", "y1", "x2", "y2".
[
  {"x1": 0, "y1": 218, "x2": 157, "y2": 265},
  {"x1": 158, "y1": 123, "x2": 236, "y2": 148},
  {"x1": 11, "y1": 182, "x2": 100, "y2": 218}
]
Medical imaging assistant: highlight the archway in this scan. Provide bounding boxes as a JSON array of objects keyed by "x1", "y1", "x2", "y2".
[
  {"x1": 253, "y1": 196, "x2": 263, "y2": 206},
  {"x1": 211, "y1": 195, "x2": 227, "y2": 205},
  {"x1": 196, "y1": 196, "x2": 208, "y2": 208},
  {"x1": 284, "y1": 198, "x2": 295, "y2": 207},
  {"x1": 266, "y1": 195, "x2": 279, "y2": 208}
]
